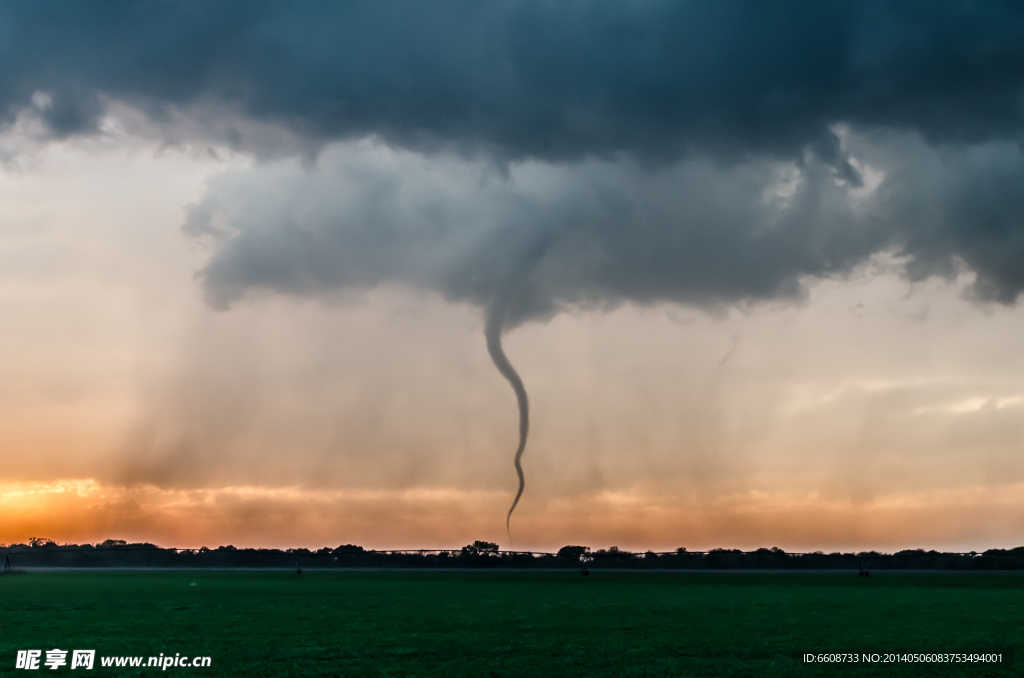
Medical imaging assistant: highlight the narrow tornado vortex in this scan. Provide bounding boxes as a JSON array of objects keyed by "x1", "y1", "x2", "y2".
[{"x1": 485, "y1": 303, "x2": 529, "y2": 544}]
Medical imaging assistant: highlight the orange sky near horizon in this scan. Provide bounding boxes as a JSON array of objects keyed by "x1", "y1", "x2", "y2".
[{"x1": 5, "y1": 478, "x2": 1024, "y2": 553}]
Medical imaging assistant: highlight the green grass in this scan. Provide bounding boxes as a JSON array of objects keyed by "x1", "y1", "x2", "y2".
[{"x1": 1, "y1": 571, "x2": 1022, "y2": 676}]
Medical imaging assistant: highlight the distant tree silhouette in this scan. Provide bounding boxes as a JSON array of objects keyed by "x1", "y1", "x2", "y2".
[
  {"x1": 461, "y1": 541, "x2": 499, "y2": 555},
  {"x1": 557, "y1": 545, "x2": 590, "y2": 559},
  {"x1": 333, "y1": 544, "x2": 365, "y2": 555},
  {"x1": 593, "y1": 546, "x2": 628, "y2": 559},
  {"x1": 5, "y1": 538, "x2": 1024, "y2": 571}
]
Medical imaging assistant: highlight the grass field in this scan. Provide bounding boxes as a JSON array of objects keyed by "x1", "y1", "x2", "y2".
[{"x1": 1, "y1": 570, "x2": 1022, "y2": 677}]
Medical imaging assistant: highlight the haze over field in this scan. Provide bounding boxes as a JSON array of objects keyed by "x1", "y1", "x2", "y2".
[{"x1": 4, "y1": 1, "x2": 1024, "y2": 551}]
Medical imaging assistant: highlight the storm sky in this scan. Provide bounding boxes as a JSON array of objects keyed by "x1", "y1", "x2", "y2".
[{"x1": 3, "y1": 1, "x2": 1024, "y2": 550}]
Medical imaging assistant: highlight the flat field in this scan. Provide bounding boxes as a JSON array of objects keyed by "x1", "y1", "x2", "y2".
[{"x1": 1, "y1": 570, "x2": 1021, "y2": 677}]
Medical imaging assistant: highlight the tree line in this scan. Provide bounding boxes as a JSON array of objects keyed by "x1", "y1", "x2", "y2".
[{"x1": 5, "y1": 539, "x2": 1024, "y2": 571}]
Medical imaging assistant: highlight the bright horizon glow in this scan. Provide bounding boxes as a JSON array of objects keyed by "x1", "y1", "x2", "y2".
[{"x1": 5, "y1": 477, "x2": 1024, "y2": 554}]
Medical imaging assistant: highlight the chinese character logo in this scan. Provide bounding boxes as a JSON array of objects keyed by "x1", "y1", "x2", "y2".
[
  {"x1": 44, "y1": 649, "x2": 67, "y2": 670},
  {"x1": 16, "y1": 650, "x2": 41, "y2": 670},
  {"x1": 16, "y1": 649, "x2": 94, "y2": 670}
]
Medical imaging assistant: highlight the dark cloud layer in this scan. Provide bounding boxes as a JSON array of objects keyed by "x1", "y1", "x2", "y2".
[
  {"x1": 4, "y1": 1, "x2": 1024, "y2": 309},
  {"x1": 3, "y1": 1, "x2": 1024, "y2": 162},
  {"x1": 182, "y1": 133, "x2": 1024, "y2": 320},
  {"x1": 184, "y1": 144, "x2": 872, "y2": 319}
]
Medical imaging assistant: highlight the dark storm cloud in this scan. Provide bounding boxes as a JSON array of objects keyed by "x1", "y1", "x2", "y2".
[
  {"x1": 183, "y1": 142, "x2": 877, "y2": 319},
  {"x1": 898, "y1": 142, "x2": 1024, "y2": 304},
  {"x1": 2, "y1": 0, "x2": 1024, "y2": 162},
  {"x1": 184, "y1": 130, "x2": 1024, "y2": 317},
  {"x1": 3, "y1": 0, "x2": 1024, "y2": 305}
]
